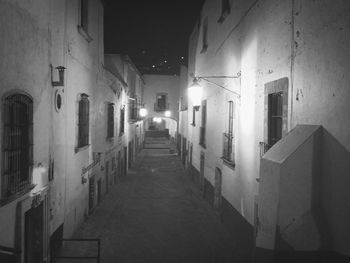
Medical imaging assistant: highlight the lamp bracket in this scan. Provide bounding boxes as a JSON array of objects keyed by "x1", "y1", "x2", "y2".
[
  {"x1": 51, "y1": 64, "x2": 66, "y2": 87},
  {"x1": 191, "y1": 73, "x2": 241, "y2": 98}
]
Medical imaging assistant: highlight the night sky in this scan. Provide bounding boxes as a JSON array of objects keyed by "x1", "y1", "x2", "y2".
[{"x1": 104, "y1": 0, "x2": 205, "y2": 75}]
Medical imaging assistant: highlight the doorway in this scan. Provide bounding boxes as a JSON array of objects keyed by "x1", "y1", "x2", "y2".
[
  {"x1": 25, "y1": 202, "x2": 44, "y2": 263},
  {"x1": 124, "y1": 146, "x2": 128, "y2": 176},
  {"x1": 214, "y1": 167, "x2": 222, "y2": 211},
  {"x1": 268, "y1": 92, "x2": 283, "y2": 148},
  {"x1": 97, "y1": 179, "x2": 102, "y2": 204},
  {"x1": 88, "y1": 176, "x2": 95, "y2": 213},
  {"x1": 200, "y1": 152, "x2": 205, "y2": 192},
  {"x1": 182, "y1": 137, "x2": 187, "y2": 165},
  {"x1": 105, "y1": 160, "x2": 109, "y2": 193}
]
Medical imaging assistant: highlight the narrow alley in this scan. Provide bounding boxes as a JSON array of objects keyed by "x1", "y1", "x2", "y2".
[{"x1": 61, "y1": 136, "x2": 239, "y2": 263}]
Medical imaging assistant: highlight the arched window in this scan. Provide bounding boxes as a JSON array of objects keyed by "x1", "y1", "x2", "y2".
[
  {"x1": 2, "y1": 94, "x2": 33, "y2": 198},
  {"x1": 78, "y1": 94, "x2": 90, "y2": 148}
]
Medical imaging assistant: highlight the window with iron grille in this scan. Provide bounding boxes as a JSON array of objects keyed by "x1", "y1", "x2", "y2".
[
  {"x1": 154, "y1": 93, "x2": 168, "y2": 112},
  {"x1": 107, "y1": 103, "x2": 114, "y2": 139},
  {"x1": 119, "y1": 105, "x2": 125, "y2": 136},
  {"x1": 268, "y1": 92, "x2": 283, "y2": 147},
  {"x1": 78, "y1": 94, "x2": 90, "y2": 148},
  {"x1": 218, "y1": 0, "x2": 231, "y2": 23},
  {"x1": 222, "y1": 100, "x2": 235, "y2": 166},
  {"x1": 2, "y1": 94, "x2": 33, "y2": 198},
  {"x1": 129, "y1": 99, "x2": 138, "y2": 120},
  {"x1": 191, "y1": 107, "x2": 196, "y2": 126},
  {"x1": 199, "y1": 100, "x2": 206, "y2": 147}
]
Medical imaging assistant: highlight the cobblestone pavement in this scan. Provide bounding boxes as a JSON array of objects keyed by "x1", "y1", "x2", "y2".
[{"x1": 71, "y1": 146, "x2": 237, "y2": 263}]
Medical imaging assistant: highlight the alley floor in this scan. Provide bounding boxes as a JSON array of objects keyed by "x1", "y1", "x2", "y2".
[{"x1": 69, "y1": 140, "x2": 237, "y2": 263}]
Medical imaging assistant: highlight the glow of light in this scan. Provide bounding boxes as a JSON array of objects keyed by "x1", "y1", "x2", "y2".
[
  {"x1": 139, "y1": 108, "x2": 148, "y2": 117},
  {"x1": 188, "y1": 79, "x2": 203, "y2": 107},
  {"x1": 164, "y1": 110, "x2": 171, "y2": 117},
  {"x1": 181, "y1": 56, "x2": 184, "y2": 59},
  {"x1": 164, "y1": 60, "x2": 167, "y2": 63},
  {"x1": 152, "y1": 65, "x2": 156, "y2": 68},
  {"x1": 153, "y1": 117, "x2": 162, "y2": 123}
]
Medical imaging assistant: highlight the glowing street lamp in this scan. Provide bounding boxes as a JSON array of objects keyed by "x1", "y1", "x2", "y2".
[
  {"x1": 164, "y1": 110, "x2": 171, "y2": 117},
  {"x1": 153, "y1": 117, "x2": 162, "y2": 123},
  {"x1": 188, "y1": 78, "x2": 203, "y2": 109},
  {"x1": 139, "y1": 108, "x2": 148, "y2": 117}
]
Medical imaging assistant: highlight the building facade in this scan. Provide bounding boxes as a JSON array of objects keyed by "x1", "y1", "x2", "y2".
[
  {"x1": 179, "y1": 0, "x2": 350, "y2": 261},
  {"x1": 0, "y1": 1, "x2": 144, "y2": 262}
]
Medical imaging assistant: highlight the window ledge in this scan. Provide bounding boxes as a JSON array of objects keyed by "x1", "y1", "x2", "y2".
[
  {"x1": 0, "y1": 184, "x2": 36, "y2": 208},
  {"x1": 222, "y1": 157, "x2": 235, "y2": 169},
  {"x1": 77, "y1": 25, "x2": 93, "y2": 42},
  {"x1": 75, "y1": 144, "x2": 90, "y2": 154}
]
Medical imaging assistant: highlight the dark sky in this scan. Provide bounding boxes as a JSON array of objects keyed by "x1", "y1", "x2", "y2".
[{"x1": 104, "y1": 0, "x2": 205, "y2": 75}]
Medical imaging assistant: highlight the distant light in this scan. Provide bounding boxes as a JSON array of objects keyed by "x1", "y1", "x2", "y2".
[
  {"x1": 181, "y1": 56, "x2": 184, "y2": 59},
  {"x1": 164, "y1": 111, "x2": 171, "y2": 117},
  {"x1": 140, "y1": 108, "x2": 147, "y2": 117},
  {"x1": 164, "y1": 60, "x2": 167, "y2": 63},
  {"x1": 152, "y1": 65, "x2": 156, "y2": 68},
  {"x1": 153, "y1": 117, "x2": 162, "y2": 123}
]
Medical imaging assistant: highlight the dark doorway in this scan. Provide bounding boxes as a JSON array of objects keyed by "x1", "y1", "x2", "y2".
[
  {"x1": 25, "y1": 202, "x2": 44, "y2": 263},
  {"x1": 118, "y1": 150, "x2": 122, "y2": 178},
  {"x1": 124, "y1": 146, "x2": 128, "y2": 176},
  {"x1": 128, "y1": 141, "x2": 132, "y2": 169},
  {"x1": 97, "y1": 179, "x2": 102, "y2": 204},
  {"x1": 268, "y1": 92, "x2": 283, "y2": 147},
  {"x1": 182, "y1": 137, "x2": 187, "y2": 165},
  {"x1": 200, "y1": 152, "x2": 205, "y2": 192},
  {"x1": 214, "y1": 167, "x2": 222, "y2": 212},
  {"x1": 105, "y1": 160, "x2": 109, "y2": 193},
  {"x1": 89, "y1": 176, "x2": 95, "y2": 213}
]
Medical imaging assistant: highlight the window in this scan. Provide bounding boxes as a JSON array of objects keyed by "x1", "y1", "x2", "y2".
[
  {"x1": 80, "y1": 0, "x2": 88, "y2": 31},
  {"x1": 78, "y1": 94, "x2": 90, "y2": 148},
  {"x1": 268, "y1": 92, "x2": 283, "y2": 147},
  {"x1": 129, "y1": 98, "x2": 138, "y2": 121},
  {"x1": 201, "y1": 17, "x2": 208, "y2": 53},
  {"x1": 222, "y1": 101, "x2": 235, "y2": 166},
  {"x1": 119, "y1": 105, "x2": 125, "y2": 135},
  {"x1": 107, "y1": 103, "x2": 114, "y2": 139},
  {"x1": 2, "y1": 94, "x2": 33, "y2": 198},
  {"x1": 78, "y1": 0, "x2": 92, "y2": 42},
  {"x1": 191, "y1": 107, "x2": 196, "y2": 126},
  {"x1": 218, "y1": 0, "x2": 231, "y2": 23},
  {"x1": 154, "y1": 93, "x2": 168, "y2": 111},
  {"x1": 199, "y1": 100, "x2": 206, "y2": 147}
]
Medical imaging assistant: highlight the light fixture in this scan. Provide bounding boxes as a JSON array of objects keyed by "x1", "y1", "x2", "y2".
[
  {"x1": 51, "y1": 65, "x2": 66, "y2": 87},
  {"x1": 164, "y1": 110, "x2": 171, "y2": 117},
  {"x1": 188, "y1": 78, "x2": 203, "y2": 109},
  {"x1": 140, "y1": 108, "x2": 147, "y2": 117},
  {"x1": 189, "y1": 73, "x2": 241, "y2": 103}
]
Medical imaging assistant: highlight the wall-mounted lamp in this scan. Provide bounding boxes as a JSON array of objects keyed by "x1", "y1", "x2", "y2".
[
  {"x1": 153, "y1": 117, "x2": 162, "y2": 123},
  {"x1": 140, "y1": 108, "x2": 148, "y2": 117},
  {"x1": 188, "y1": 73, "x2": 241, "y2": 105},
  {"x1": 164, "y1": 110, "x2": 171, "y2": 117},
  {"x1": 51, "y1": 65, "x2": 66, "y2": 87},
  {"x1": 188, "y1": 78, "x2": 203, "y2": 108}
]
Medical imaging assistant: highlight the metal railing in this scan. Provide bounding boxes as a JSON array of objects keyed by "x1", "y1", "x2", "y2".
[
  {"x1": 50, "y1": 238, "x2": 100, "y2": 263},
  {"x1": 0, "y1": 245, "x2": 21, "y2": 263}
]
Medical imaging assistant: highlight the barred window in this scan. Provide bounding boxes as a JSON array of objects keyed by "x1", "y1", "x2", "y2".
[
  {"x1": 119, "y1": 105, "x2": 125, "y2": 136},
  {"x1": 107, "y1": 103, "x2": 114, "y2": 139},
  {"x1": 78, "y1": 94, "x2": 89, "y2": 148},
  {"x1": 201, "y1": 17, "x2": 208, "y2": 53},
  {"x1": 2, "y1": 94, "x2": 33, "y2": 198},
  {"x1": 223, "y1": 100, "x2": 235, "y2": 167}
]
